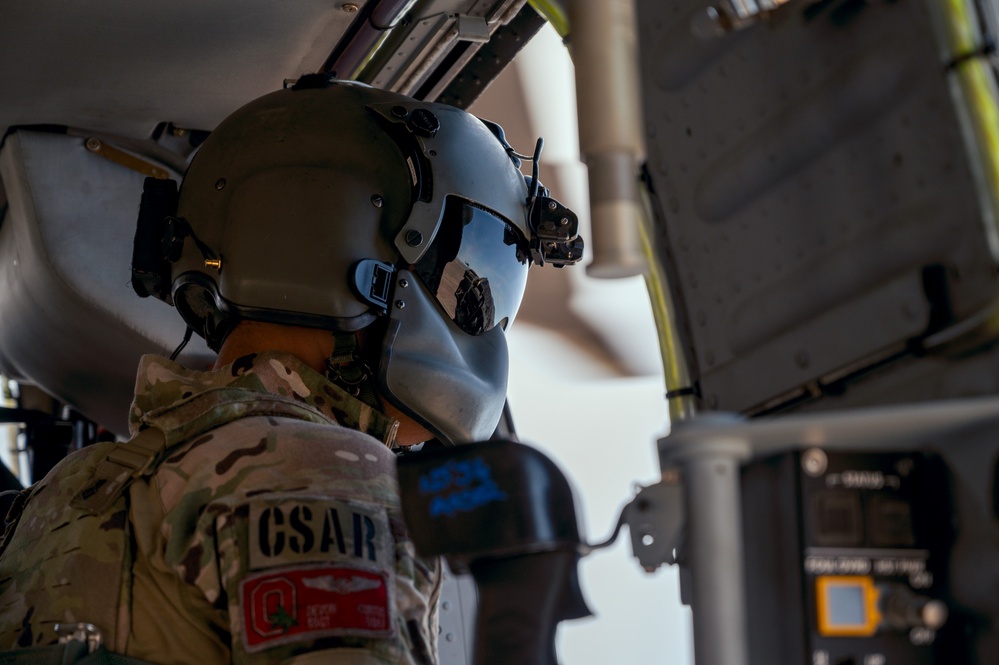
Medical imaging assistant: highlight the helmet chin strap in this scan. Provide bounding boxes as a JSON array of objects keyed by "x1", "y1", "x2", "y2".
[{"x1": 324, "y1": 333, "x2": 382, "y2": 410}]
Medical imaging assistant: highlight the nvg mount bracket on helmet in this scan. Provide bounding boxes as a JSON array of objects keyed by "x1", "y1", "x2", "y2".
[
  {"x1": 528, "y1": 195, "x2": 583, "y2": 267},
  {"x1": 477, "y1": 128, "x2": 584, "y2": 269}
]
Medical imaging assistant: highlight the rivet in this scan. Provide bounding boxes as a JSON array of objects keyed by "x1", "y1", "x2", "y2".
[
  {"x1": 560, "y1": 217, "x2": 569, "y2": 226},
  {"x1": 547, "y1": 201, "x2": 557, "y2": 211},
  {"x1": 171, "y1": 126, "x2": 188, "y2": 137},
  {"x1": 399, "y1": 278, "x2": 409, "y2": 288},
  {"x1": 204, "y1": 258, "x2": 223, "y2": 272},
  {"x1": 801, "y1": 448, "x2": 828, "y2": 477},
  {"x1": 395, "y1": 300, "x2": 406, "y2": 309},
  {"x1": 405, "y1": 229, "x2": 423, "y2": 246},
  {"x1": 391, "y1": 105, "x2": 408, "y2": 119},
  {"x1": 429, "y1": 150, "x2": 437, "y2": 157},
  {"x1": 341, "y1": 3, "x2": 359, "y2": 12},
  {"x1": 85, "y1": 137, "x2": 102, "y2": 152},
  {"x1": 215, "y1": 178, "x2": 227, "y2": 191},
  {"x1": 371, "y1": 195, "x2": 384, "y2": 208}
]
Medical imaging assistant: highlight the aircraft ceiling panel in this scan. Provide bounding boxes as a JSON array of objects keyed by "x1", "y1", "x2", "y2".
[
  {"x1": 0, "y1": 0, "x2": 545, "y2": 437},
  {"x1": 638, "y1": 0, "x2": 999, "y2": 414},
  {"x1": 0, "y1": 0, "x2": 359, "y2": 139},
  {"x1": 0, "y1": 130, "x2": 214, "y2": 434}
]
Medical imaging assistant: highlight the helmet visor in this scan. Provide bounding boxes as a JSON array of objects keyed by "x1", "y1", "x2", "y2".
[{"x1": 414, "y1": 199, "x2": 530, "y2": 336}]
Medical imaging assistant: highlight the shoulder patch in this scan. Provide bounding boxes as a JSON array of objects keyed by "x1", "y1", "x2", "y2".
[
  {"x1": 240, "y1": 564, "x2": 393, "y2": 652},
  {"x1": 248, "y1": 495, "x2": 393, "y2": 571}
]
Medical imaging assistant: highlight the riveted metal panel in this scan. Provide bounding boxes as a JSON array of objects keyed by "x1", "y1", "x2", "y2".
[{"x1": 638, "y1": 0, "x2": 999, "y2": 413}]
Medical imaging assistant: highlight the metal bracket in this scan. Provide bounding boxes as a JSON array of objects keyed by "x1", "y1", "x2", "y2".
[
  {"x1": 456, "y1": 15, "x2": 490, "y2": 43},
  {"x1": 85, "y1": 137, "x2": 169, "y2": 179},
  {"x1": 352, "y1": 259, "x2": 395, "y2": 312},
  {"x1": 54, "y1": 622, "x2": 102, "y2": 654},
  {"x1": 622, "y1": 476, "x2": 686, "y2": 572}
]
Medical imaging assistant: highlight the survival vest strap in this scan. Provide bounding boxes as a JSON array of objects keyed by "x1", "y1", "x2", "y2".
[
  {"x1": 0, "y1": 643, "x2": 154, "y2": 665},
  {"x1": 69, "y1": 426, "x2": 167, "y2": 515},
  {"x1": 0, "y1": 428, "x2": 170, "y2": 664},
  {"x1": 0, "y1": 426, "x2": 168, "y2": 560}
]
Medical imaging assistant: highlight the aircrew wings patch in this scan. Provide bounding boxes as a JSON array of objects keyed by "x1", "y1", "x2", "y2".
[{"x1": 240, "y1": 564, "x2": 392, "y2": 651}]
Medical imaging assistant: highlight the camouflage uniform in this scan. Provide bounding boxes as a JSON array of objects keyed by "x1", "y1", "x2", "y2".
[{"x1": 0, "y1": 352, "x2": 441, "y2": 664}]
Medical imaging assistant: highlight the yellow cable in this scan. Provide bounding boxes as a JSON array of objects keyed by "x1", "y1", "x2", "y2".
[
  {"x1": 528, "y1": 0, "x2": 570, "y2": 39},
  {"x1": 638, "y1": 183, "x2": 697, "y2": 423}
]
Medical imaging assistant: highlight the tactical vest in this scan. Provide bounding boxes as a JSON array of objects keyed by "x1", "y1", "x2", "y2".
[{"x1": 0, "y1": 391, "x2": 343, "y2": 662}]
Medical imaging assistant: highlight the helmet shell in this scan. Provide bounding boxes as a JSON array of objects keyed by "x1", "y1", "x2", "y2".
[
  {"x1": 173, "y1": 83, "x2": 418, "y2": 336},
  {"x1": 167, "y1": 81, "x2": 535, "y2": 444},
  {"x1": 171, "y1": 82, "x2": 531, "y2": 344}
]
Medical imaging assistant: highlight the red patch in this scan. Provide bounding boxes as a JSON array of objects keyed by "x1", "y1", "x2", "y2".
[{"x1": 240, "y1": 565, "x2": 392, "y2": 652}]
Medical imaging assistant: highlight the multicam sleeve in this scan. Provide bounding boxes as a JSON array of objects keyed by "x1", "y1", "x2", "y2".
[
  {"x1": 150, "y1": 419, "x2": 439, "y2": 665},
  {"x1": 208, "y1": 493, "x2": 416, "y2": 665}
]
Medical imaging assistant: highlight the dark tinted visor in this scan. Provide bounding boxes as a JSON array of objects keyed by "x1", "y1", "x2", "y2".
[{"x1": 414, "y1": 199, "x2": 530, "y2": 335}]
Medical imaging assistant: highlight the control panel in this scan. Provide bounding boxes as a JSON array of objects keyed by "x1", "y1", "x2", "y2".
[{"x1": 741, "y1": 450, "x2": 961, "y2": 664}]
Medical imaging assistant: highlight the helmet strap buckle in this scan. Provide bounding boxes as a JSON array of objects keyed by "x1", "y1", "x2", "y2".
[{"x1": 325, "y1": 333, "x2": 380, "y2": 408}]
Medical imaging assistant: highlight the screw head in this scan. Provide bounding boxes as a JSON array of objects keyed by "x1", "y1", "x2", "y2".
[
  {"x1": 215, "y1": 178, "x2": 227, "y2": 191},
  {"x1": 399, "y1": 278, "x2": 409, "y2": 288},
  {"x1": 547, "y1": 201, "x2": 558, "y2": 211},
  {"x1": 391, "y1": 105, "x2": 408, "y2": 119},
  {"x1": 560, "y1": 217, "x2": 570, "y2": 226},
  {"x1": 895, "y1": 458, "x2": 914, "y2": 477},
  {"x1": 341, "y1": 3, "x2": 359, "y2": 12},
  {"x1": 801, "y1": 448, "x2": 828, "y2": 477},
  {"x1": 371, "y1": 195, "x2": 383, "y2": 208},
  {"x1": 85, "y1": 137, "x2": 102, "y2": 152},
  {"x1": 405, "y1": 229, "x2": 423, "y2": 246},
  {"x1": 395, "y1": 300, "x2": 406, "y2": 309},
  {"x1": 921, "y1": 600, "x2": 948, "y2": 630}
]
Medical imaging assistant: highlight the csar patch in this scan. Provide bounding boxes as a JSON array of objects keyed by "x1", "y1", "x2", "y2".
[
  {"x1": 240, "y1": 564, "x2": 393, "y2": 652},
  {"x1": 248, "y1": 495, "x2": 392, "y2": 571}
]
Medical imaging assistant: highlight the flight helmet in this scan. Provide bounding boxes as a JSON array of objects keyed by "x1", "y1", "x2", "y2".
[{"x1": 132, "y1": 77, "x2": 583, "y2": 444}]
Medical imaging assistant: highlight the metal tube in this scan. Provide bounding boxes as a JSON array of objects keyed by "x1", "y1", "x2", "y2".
[
  {"x1": 677, "y1": 438, "x2": 751, "y2": 665},
  {"x1": 325, "y1": 0, "x2": 416, "y2": 79},
  {"x1": 566, "y1": 0, "x2": 696, "y2": 415},
  {"x1": 565, "y1": 0, "x2": 647, "y2": 279}
]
